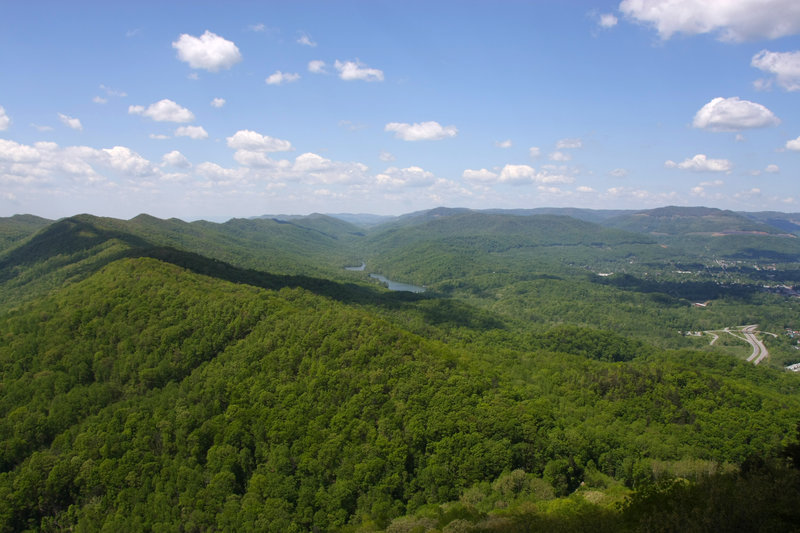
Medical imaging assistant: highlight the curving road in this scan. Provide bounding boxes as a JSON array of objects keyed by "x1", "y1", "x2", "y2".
[
  {"x1": 705, "y1": 325, "x2": 769, "y2": 365},
  {"x1": 742, "y1": 325, "x2": 769, "y2": 364}
]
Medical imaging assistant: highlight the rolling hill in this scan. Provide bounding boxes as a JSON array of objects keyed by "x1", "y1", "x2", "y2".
[{"x1": 1, "y1": 206, "x2": 800, "y2": 531}]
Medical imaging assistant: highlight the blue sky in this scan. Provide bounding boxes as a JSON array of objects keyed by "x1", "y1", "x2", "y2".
[{"x1": 1, "y1": 0, "x2": 800, "y2": 220}]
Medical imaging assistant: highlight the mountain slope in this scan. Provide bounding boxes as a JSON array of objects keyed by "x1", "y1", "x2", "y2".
[
  {"x1": 0, "y1": 214, "x2": 52, "y2": 253},
  {"x1": 1, "y1": 254, "x2": 799, "y2": 531}
]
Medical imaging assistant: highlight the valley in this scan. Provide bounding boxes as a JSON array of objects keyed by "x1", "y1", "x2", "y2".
[{"x1": 0, "y1": 206, "x2": 799, "y2": 532}]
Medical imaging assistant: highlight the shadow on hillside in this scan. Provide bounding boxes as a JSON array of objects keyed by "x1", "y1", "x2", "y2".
[
  {"x1": 591, "y1": 273, "x2": 757, "y2": 301},
  {"x1": 136, "y1": 246, "x2": 428, "y2": 308},
  {"x1": 137, "y1": 247, "x2": 506, "y2": 330}
]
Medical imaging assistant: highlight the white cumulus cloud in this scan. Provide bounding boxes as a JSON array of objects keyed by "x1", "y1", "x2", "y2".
[
  {"x1": 529, "y1": 146, "x2": 541, "y2": 158},
  {"x1": 292, "y1": 152, "x2": 369, "y2": 184},
  {"x1": 175, "y1": 125, "x2": 208, "y2": 139},
  {"x1": 385, "y1": 121, "x2": 458, "y2": 141},
  {"x1": 162, "y1": 150, "x2": 191, "y2": 168},
  {"x1": 129, "y1": 99, "x2": 195, "y2": 123},
  {"x1": 765, "y1": 164, "x2": 780, "y2": 173},
  {"x1": 494, "y1": 139, "x2": 513, "y2": 148},
  {"x1": 462, "y1": 164, "x2": 574, "y2": 186},
  {"x1": 226, "y1": 129, "x2": 293, "y2": 152},
  {"x1": 210, "y1": 97, "x2": 226, "y2": 108},
  {"x1": 665, "y1": 154, "x2": 732, "y2": 172},
  {"x1": 620, "y1": 0, "x2": 800, "y2": 42},
  {"x1": 0, "y1": 106, "x2": 10, "y2": 131},
  {"x1": 599, "y1": 13, "x2": 618, "y2": 28},
  {"x1": 172, "y1": 30, "x2": 242, "y2": 72},
  {"x1": 102, "y1": 146, "x2": 158, "y2": 177},
  {"x1": 297, "y1": 33, "x2": 317, "y2": 47},
  {"x1": 692, "y1": 97, "x2": 780, "y2": 131},
  {"x1": 549, "y1": 151, "x2": 572, "y2": 162},
  {"x1": 266, "y1": 71, "x2": 300, "y2": 85},
  {"x1": 462, "y1": 168, "x2": 498, "y2": 183},
  {"x1": 376, "y1": 166, "x2": 435, "y2": 187},
  {"x1": 335, "y1": 60, "x2": 384, "y2": 82},
  {"x1": 308, "y1": 60, "x2": 327, "y2": 74},
  {"x1": 58, "y1": 113, "x2": 83, "y2": 131},
  {"x1": 751, "y1": 50, "x2": 800, "y2": 91},
  {"x1": 786, "y1": 136, "x2": 800, "y2": 151}
]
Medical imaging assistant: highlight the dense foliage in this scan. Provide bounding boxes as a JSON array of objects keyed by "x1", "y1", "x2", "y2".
[{"x1": 1, "y1": 207, "x2": 799, "y2": 531}]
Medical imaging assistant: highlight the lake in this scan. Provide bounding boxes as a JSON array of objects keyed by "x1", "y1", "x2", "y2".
[{"x1": 369, "y1": 273, "x2": 425, "y2": 293}]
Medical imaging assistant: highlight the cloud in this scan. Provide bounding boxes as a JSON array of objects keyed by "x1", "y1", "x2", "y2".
[
  {"x1": 785, "y1": 136, "x2": 800, "y2": 151},
  {"x1": 556, "y1": 138, "x2": 583, "y2": 149},
  {"x1": 549, "y1": 151, "x2": 572, "y2": 162},
  {"x1": 529, "y1": 146, "x2": 541, "y2": 158},
  {"x1": 751, "y1": 50, "x2": 800, "y2": 91},
  {"x1": 765, "y1": 164, "x2": 780, "y2": 173},
  {"x1": 196, "y1": 161, "x2": 246, "y2": 183},
  {"x1": 248, "y1": 23, "x2": 265, "y2": 32},
  {"x1": 462, "y1": 164, "x2": 575, "y2": 185},
  {"x1": 99, "y1": 84, "x2": 127, "y2": 97},
  {"x1": 93, "y1": 96, "x2": 108, "y2": 104},
  {"x1": 210, "y1": 97, "x2": 226, "y2": 108},
  {"x1": 494, "y1": 139, "x2": 512, "y2": 148},
  {"x1": 129, "y1": 99, "x2": 195, "y2": 123},
  {"x1": 608, "y1": 168, "x2": 628, "y2": 178},
  {"x1": 598, "y1": 13, "x2": 618, "y2": 28},
  {"x1": 379, "y1": 151, "x2": 396, "y2": 162},
  {"x1": 102, "y1": 146, "x2": 158, "y2": 177},
  {"x1": 266, "y1": 71, "x2": 300, "y2": 85},
  {"x1": 292, "y1": 152, "x2": 369, "y2": 184},
  {"x1": 162, "y1": 150, "x2": 191, "y2": 168},
  {"x1": 226, "y1": 129, "x2": 293, "y2": 152},
  {"x1": 149, "y1": 134, "x2": 170, "y2": 140},
  {"x1": 385, "y1": 121, "x2": 458, "y2": 141},
  {"x1": 172, "y1": 30, "x2": 242, "y2": 72},
  {"x1": 665, "y1": 154, "x2": 732, "y2": 172},
  {"x1": 692, "y1": 97, "x2": 780, "y2": 131},
  {"x1": 499, "y1": 165, "x2": 535, "y2": 184},
  {"x1": 462, "y1": 168, "x2": 498, "y2": 183},
  {"x1": 297, "y1": 33, "x2": 317, "y2": 47},
  {"x1": 376, "y1": 166, "x2": 435, "y2": 187},
  {"x1": 0, "y1": 106, "x2": 10, "y2": 131},
  {"x1": 620, "y1": 0, "x2": 800, "y2": 42},
  {"x1": 175, "y1": 125, "x2": 208, "y2": 139},
  {"x1": 58, "y1": 113, "x2": 83, "y2": 131},
  {"x1": 31, "y1": 124, "x2": 53, "y2": 132},
  {"x1": 0, "y1": 140, "x2": 159, "y2": 185},
  {"x1": 308, "y1": 60, "x2": 327, "y2": 74},
  {"x1": 335, "y1": 60, "x2": 384, "y2": 82},
  {"x1": 0, "y1": 139, "x2": 41, "y2": 163}
]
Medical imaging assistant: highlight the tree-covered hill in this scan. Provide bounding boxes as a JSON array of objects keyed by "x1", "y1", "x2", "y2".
[
  {"x1": 1, "y1": 255, "x2": 799, "y2": 531},
  {"x1": 2, "y1": 207, "x2": 800, "y2": 531},
  {"x1": 0, "y1": 213, "x2": 367, "y2": 313},
  {"x1": 0, "y1": 215, "x2": 52, "y2": 254},
  {"x1": 603, "y1": 206, "x2": 784, "y2": 236}
]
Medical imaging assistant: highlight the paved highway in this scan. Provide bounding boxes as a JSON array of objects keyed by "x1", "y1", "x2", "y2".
[{"x1": 742, "y1": 325, "x2": 769, "y2": 364}]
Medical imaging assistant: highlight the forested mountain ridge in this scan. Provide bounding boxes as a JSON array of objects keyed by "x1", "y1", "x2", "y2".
[
  {"x1": 0, "y1": 215, "x2": 52, "y2": 254},
  {"x1": 1, "y1": 207, "x2": 800, "y2": 531},
  {"x1": 2, "y1": 256, "x2": 799, "y2": 531}
]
